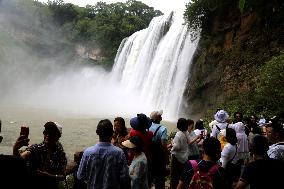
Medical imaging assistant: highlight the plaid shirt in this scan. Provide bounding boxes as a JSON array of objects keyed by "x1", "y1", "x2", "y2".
[{"x1": 77, "y1": 142, "x2": 130, "y2": 189}]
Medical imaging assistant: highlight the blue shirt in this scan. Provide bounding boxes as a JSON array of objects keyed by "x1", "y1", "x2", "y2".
[
  {"x1": 77, "y1": 142, "x2": 130, "y2": 189},
  {"x1": 149, "y1": 123, "x2": 167, "y2": 141},
  {"x1": 129, "y1": 152, "x2": 148, "y2": 189}
]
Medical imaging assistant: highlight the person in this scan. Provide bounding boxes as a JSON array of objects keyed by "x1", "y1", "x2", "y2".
[
  {"x1": 220, "y1": 128, "x2": 239, "y2": 188},
  {"x1": 129, "y1": 113, "x2": 153, "y2": 187},
  {"x1": 193, "y1": 119, "x2": 208, "y2": 138},
  {"x1": 187, "y1": 119, "x2": 201, "y2": 160},
  {"x1": 148, "y1": 110, "x2": 168, "y2": 189},
  {"x1": 129, "y1": 114, "x2": 153, "y2": 160},
  {"x1": 229, "y1": 121, "x2": 249, "y2": 165},
  {"x1": 122, "y1": 136, "x2": 148, "y2": 189},
  {"x1": 77, "y1": 119, "x2": 130, "y2": 189},
  {"x1": 233, "y1": 112, "x2": 243, "y2": 124},
  {"x1": 211, "y1": 109, "x2": 229, "y2": 139},
  {"x1": 208, "y1": 109, "x2": 221, "y2": 131},
  {"x1": 0, "y1": 119, "x2": 32, "y2": 189},
  {"x1": 235, "y1": 135, "x2": 284, "y2": 189},
  {"x1": 220, "y1": 128, "x2": 238, "y2": 168},
  {"x1": 13, "y1": 121, "x2": 67, "y2": 189},
  {"x1": 176, "y1": 137, "x2": 227, "y2": 189},
  {"x1": 112, "y1": 117, "x2": 129, "y2": 161},
  {"x1": 169, "y1": 118, "x2": 189, "y2": 189},
  {"x1": 265, "y1": 122, "x2": 284, "y2": 161},
  {"x1": 249, "y1": 114, "x2": 262, "y2": 135}
]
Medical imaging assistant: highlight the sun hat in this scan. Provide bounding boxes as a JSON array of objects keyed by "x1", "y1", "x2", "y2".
[
  {"x1": 122, "y1": 139, "x2": 136, "y2": 149},
  {"x1": 214, "y1": 110, "x2": 229, "y2": 123},
  {"x1": 150, "y1": 110, "x2": 163, "y2": 121},
  {"x1": 130, "y1": 113, "x2": 152, "y2": 130},
  {"x1": 122, "y1": 136, "x2": 144, "y2": 151}
]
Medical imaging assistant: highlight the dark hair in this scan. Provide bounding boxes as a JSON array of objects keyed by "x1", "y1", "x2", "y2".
[
  {"x1": 177, "y1": 118, "x2": 189, "y2": 131},
  {"x1": 203, "y1": 137, "x2": 221, "y2": 161},
  {"x1": 96, "y1": 119, "x2": 114, "y2": 138},
  {"x1": 234, "y1": 112, "x2": 243, "y2": 121},
  {"x1": 250, "y1": 135, "x2": 269, "y2": 156},
  {"x1": 265, "y1": 122, "x2": 284, "y2": 139},
  {"x1": 188, "y1": 119, "x2": 194, "y2": 126},
  {"x1": 44, "y1": 121, "x2": 61, "y2": 138},
  {"x1": 234, "y1": 112, "x2": 243, "y2": 120},
  {"x1": 129, "y1": 136, "x2": 144, "y2": 152},
  {"x1": 114, "y1": 117, "x2": 128, "y2": 136},
  {"x1": 250, "y1": 114, "x2": 258, "y2": 121},
  {"x1": 195, "y1": 119, "x2": 204, "y2": 130},
  {"x1": 225, "y1": 128, "x2": 238, "y2": 145}
]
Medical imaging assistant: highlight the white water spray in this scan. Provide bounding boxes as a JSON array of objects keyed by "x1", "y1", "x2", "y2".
[
  {"x1": 0, "y1": 10, "x2": 198, "y2": 121},
  {"x1": 111, "y1": 12, "x2": 199, "y2": 121}
]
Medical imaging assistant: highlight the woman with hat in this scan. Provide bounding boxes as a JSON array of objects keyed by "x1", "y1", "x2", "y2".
[
  {"x1": 211, "y1": 109, "x2": 230, "y2": 139},
  {"x1": 129, "y1": 113, "x2": 153, "y2": 187},
  {"x1": 122, "y1": 136, "x2": 148, "y2": 189},
  {"x1": 13, "y1": 121, "x2": 67, "y2": 189},
  {"x1": 129, "y1": 114, "x2": 153, "y2": 161}
]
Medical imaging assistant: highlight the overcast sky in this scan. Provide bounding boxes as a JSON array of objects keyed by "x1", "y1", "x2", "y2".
[{"x1": 38, "y1": 0, "x2": 188, "y2": 14}]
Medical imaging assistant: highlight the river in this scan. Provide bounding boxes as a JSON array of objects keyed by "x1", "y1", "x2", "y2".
[{"x1": 0, "y1": 104, "x2": 176, "y2": 161}]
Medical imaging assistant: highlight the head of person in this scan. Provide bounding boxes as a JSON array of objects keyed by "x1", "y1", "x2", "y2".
[
  {"x1": 114, "y1": 117, "x2": 127, "y2": 136},
  {"x1": 250, "y1": 114, "x2": 258, "y2": 124},
  {"x1": 130, "y1": 113, "x2": 152, "y2": 132},
  {"x1": 177, "y1": 118, "x2": 189, "y2": 132},
  {"x1": 96, "y1": 119, "x2": 114, "y2": 142},
  {"x1": 214, "y1": 109, "x2": 229, "y2": 123},
  {"x1": 234, "y1": 111, "x2": 243, "y2": 123},
  {"x1": 150, "y1": 110, "x2": 163, "y2": 124},
  {"x1": 265, "y1": 122, "x2": 284, "y2": 144},
  {"x1": 269, "y1": 115, "x2": 284, "y2": 125},
  {"x1": 122, "y1": 136, "x2": 144, "y2": 154},
  {"x1": 187, "y1": 119, "x2": 194, "y2": 131},
  {"x1": 250, "y1": 135, "x2": 269, "y2": 158},
  {"x1": 224, "y1": 128, "x2": 238, "y2": 145},
  {"x1": 202, "y1": 137, "x2": 221, "y2": 161},
  {"x1": 43, "y1": 121, "x2": 62, "y2": 144},
  {"x1": 195, "y1": 119, "x2": 205, "y2": 130}
]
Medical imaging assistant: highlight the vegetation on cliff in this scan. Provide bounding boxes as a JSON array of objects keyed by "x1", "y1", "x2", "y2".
[
  {"x1": 0, "y1": 0, "x2": 162, "y2": 67},
  {"x1": 183, "y1": 0, "x2": 284, "y2": 118}
]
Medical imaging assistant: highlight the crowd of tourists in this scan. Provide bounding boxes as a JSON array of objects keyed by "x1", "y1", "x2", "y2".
[{"x1": 0, "y1": 109, "x2": 283, "y2": 189}]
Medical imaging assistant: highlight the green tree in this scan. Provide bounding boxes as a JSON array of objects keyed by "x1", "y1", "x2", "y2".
[{"x1": 254, "y1": 52, "x2": 284, "y2": 116}]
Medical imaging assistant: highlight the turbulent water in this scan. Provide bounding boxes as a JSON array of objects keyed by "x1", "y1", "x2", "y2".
[
  {"x1": 0, "y1": 8, "x2": 198, "y2": 159},
  {"x1": 0, "y1": 10, "x2": 198, "y2": 122},
  {"x1": 111, "y1": 12, "x2": 199, "y2": 121}
]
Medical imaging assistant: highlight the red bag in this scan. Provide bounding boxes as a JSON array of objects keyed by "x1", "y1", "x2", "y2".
[{"x1": 188, "y1": 160, "x2": 219, "y2": 189}]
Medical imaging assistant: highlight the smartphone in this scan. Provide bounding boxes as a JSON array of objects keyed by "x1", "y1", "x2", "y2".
[
  {"x1": 201, "y1": 130, "x2": 204, "y2": 139},
  {"x1": 20, "y1": 126, "x2": 29, "y2": 138}
]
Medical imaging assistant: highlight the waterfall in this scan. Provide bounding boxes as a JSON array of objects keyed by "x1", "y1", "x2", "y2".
[{"x1": 111, "y1": 12, "x2": 199, "y2": 121}]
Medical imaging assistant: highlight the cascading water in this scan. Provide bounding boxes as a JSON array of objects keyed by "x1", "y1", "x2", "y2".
[
  {"x1": 0, "y1": 7, "x2": 198, "y2": 122},
  {"x1": 111, "y1": 12, "x2": 199, "y2": 121}
]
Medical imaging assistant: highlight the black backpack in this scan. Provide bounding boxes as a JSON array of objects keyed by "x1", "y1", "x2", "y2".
[{"x1": 149, "y1": 126, "x2": 164, "y2": 160}]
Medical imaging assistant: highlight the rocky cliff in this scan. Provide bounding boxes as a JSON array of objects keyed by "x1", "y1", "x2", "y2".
[{"x1": 183, "y1": 2, "x2": 284, "y2": 119}]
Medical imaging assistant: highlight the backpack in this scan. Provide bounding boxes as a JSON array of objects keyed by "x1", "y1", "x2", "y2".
[
  {"x1": 188, "y1": 160, "x2": 220, "y2": 189},
  {"x1": 149, "y1": 126, "x2": 163, "y2": 160}
]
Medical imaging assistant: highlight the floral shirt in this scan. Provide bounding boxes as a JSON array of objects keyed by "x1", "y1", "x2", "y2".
[
  {"x1": 26, "y1": 141, "x2": 67, "y2": 174},
  {"x1": 129, "y1": 152, "x2": 148, "y2": 189}
]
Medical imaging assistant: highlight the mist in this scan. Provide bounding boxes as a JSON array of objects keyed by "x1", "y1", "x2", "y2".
[{"x1": 0, "y1": 0, "x2": 152, "y2": 119}]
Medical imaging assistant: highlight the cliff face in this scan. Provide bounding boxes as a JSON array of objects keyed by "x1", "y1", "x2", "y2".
[{"x1": 183, "y1": 3, "x2": 284, "y2": 119}]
